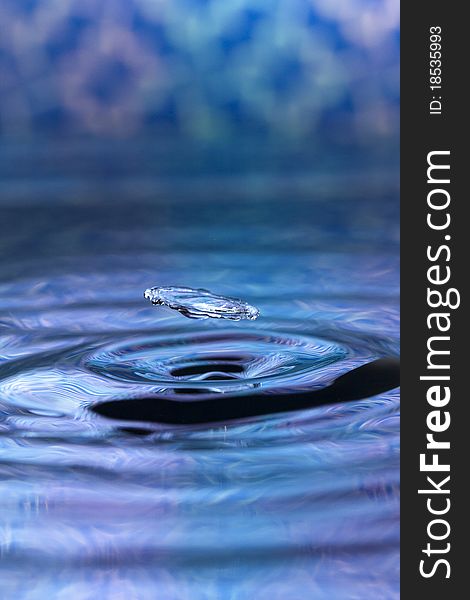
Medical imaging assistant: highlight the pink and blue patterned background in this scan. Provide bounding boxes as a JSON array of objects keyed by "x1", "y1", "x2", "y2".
[{"x1": 0, "y1": 0, "x2": 399, "y2": 144}]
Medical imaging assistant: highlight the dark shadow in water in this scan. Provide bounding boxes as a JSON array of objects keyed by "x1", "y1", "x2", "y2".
[
  {"x1": 92, "y1": 358, "x2": 399, "y2": 425},
  {"x1": 118, "y1": 426, "x2": 155, "y2": 436},
  {"x1": 171, "y1": 363, "x2": 244, "y2": 377}
]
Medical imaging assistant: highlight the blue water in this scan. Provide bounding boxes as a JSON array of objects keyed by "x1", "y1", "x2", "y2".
[{"x1": 0, "y1": 141, "x2": 399, "y2": 599}]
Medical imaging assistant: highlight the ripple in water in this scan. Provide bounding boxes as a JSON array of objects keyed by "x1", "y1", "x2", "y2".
[
  {"x1": 84, "y1": 329, "x2": 347, "y2": 390},
  {"x1": 0, "y1": 257, "x2": 400, "y2": 598}
]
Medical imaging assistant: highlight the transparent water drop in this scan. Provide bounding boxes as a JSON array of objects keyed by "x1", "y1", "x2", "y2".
[{"x1": 143, "y1": 286, "x2": 260, "y2": 321}]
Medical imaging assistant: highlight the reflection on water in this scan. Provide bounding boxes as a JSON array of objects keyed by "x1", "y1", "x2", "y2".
[{"x1": 0, "y1": 142, "x2": 399, "y2": 599}]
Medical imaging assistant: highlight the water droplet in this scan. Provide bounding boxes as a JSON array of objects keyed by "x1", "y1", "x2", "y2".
[{"x1": 143, "y1": 286, "x2": 260, "y2": 321}]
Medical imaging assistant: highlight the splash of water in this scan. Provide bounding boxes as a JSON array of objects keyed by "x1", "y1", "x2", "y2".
[
  {"x1": 143, "y1": 286, "x2": 260, "y2": 320},
  {"x1": 0, "y1": 161, "x2": 400, "y2": 598}
]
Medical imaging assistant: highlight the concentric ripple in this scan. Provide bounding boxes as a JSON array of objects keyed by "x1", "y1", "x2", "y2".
[
  {"x1": 84, "y1": 329, "x2": 348, "y2": 393},
  {"x1": 0, "y1": 269, "x2": 400, "y2": 600}
]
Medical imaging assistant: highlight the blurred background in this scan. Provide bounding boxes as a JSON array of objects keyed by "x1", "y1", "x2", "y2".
[
  {"x1": 0, "y1": 2, "x2": 400, "y2": 599},
  {"x1": 0, "y1": 0, "x2": 398, "y2": 142}
]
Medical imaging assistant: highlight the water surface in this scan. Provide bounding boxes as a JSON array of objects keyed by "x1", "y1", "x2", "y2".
[{"x1": 0, "y1": 141, "x2": 399, "y2": 599}]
